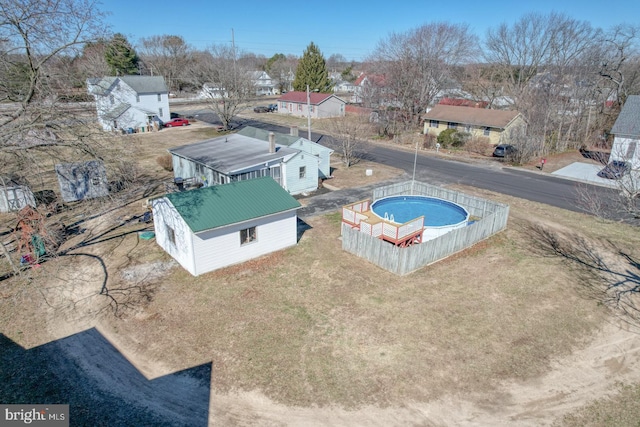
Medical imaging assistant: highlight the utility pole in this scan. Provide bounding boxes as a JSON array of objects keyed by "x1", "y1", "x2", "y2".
[{"x1": 306, "y1": 84, "x2": 311, "y2": 141}]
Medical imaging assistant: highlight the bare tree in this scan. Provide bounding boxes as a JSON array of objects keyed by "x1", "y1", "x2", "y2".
[
  {"x1": 266, "y1": 54, "x2": 297, "y2": 93},
  {"x1": 483, "y1": 13, "x2": 611, "y2": 161},
  {"x1": 138, "y1": 35, "x2": 193, "y2": 94},
  {"x1": 367, "y1": 22, "x2": 478, "y2": 128},
  {"x1": 188, "y1": 45, "x2": 255, "y2": 130},
  {"x1": 328, "y1": 113, "x2": 372, "y2": 167}
]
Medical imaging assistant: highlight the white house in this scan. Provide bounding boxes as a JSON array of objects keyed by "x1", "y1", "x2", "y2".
[
  {"x1": 197, "y1": 83, "x2": 228, "y2": 100},
  {"x1": 152, "y1": 177, "x2": 301, "y2": 276},
  {"x1": 87, "y1": 76, "x2": 170, "y2": 132},
  {"x1": 277, "y1": 91, "x2": 346, "y2": 118},
  {"x1": 610, "y1": 95, "x2": 640, "y2": 169},
  {"x1": 169, "y1": 132, "x2": 320, "y2": 195},
  {"x1": 251, "y1": 71, "x2": 275, "y2": 96},
  {"x1": 237, "y1": 126, "x2": 334, "y2": 179}
]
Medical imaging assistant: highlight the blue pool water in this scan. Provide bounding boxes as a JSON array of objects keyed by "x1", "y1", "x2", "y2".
[{"x1": 371, "y1": 196, "x2": 469, "y2": 226}]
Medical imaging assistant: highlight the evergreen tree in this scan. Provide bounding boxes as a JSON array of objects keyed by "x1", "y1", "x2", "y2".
[
  {"x1": 104, "y1": 33, "x2": 139, "y2": 75},
  {"x1": 293, "y1": 42, "x2": 332, "y2": 93}
]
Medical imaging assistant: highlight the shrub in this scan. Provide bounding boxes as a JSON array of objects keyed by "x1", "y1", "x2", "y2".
[
  {"x1": 437, "y1": 128, "x2": 458, "y2": 148},
  {"x1": 465, "y1": 136, "x2": 492, "y2": 155},
  {"x1": 451, "y1": 132, "x2": 470, "y2": 148},
  {"x1": 423, "y1": 133, "x2": 437, "y2": 149},
  {"x1": 156, "y1": 154, "x2": 173, "y2": 171}
]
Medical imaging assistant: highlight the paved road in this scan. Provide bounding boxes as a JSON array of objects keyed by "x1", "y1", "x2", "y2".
[{"x1": 179, "y1": 108, "x2": 627, "y2": 220}]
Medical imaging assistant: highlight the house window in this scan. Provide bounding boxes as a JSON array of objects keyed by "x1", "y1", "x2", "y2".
[
  {"x1": 159, "y1": 107, "x2": 163, "y2": 117},
  {"x1": 429, "y1": 120, "x2": 438, "y2": 128},
  {"x1": 447, "y1": 122, "x2": 457, "y2": 129},
  {"x1": 166, "y1": 224, "x2": 176, "y2": 246},
  {"x1": 310, "y1": 105, "x2": 314, "y2": 113},
  {"x1": 298, "y1": 104, "x2": 302, "y2": 111},
  {"x1": 157, "y1": 94, "x2": 162, "y2": 102},
  {"x1": 240, "y1": 226, "x2": 256, "y2": 245},
  {"x1": 483, "y1": 127, "x2": 491, "y2": 136},
  {"x1": 136, "y1": 94, "x2": 140, "y2": 103},
  {"x1": 299, "y1": 166, "x2": 306, "y2": 179},
  {"x1": 626, "y1": 141, "x2": 637, "y2": 158}
]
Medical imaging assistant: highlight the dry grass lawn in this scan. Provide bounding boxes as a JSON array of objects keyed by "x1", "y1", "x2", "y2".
[{"x1": 2, "y1": 121, "x2": 640, "y2": 425}]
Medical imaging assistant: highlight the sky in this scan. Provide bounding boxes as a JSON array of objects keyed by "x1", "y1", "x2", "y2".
[{"x1": 102, "y1": 0, "x2": 639, "y2": 62}]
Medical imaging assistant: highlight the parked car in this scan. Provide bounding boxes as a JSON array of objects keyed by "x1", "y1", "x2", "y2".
[
  {"x1": 597, "y1": 160, "x2": 630, "y2": 179},
  {"x1": 268, "y1": 103, "x2": 278, "y2": 112},
  {"x1": 253, "y1": 106, "x2": 270, "y2": 113},
  {"x1": 164, "y1": 118, "x2": 190, "y2": 127},
  {"x1": 492, "y1": 144, "x2": 516, "y2": 158}
]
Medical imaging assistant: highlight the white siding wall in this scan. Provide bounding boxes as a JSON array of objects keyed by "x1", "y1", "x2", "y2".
[
  {"x1": 152, "y1": 197, "x2": 196, "y2": 275},
  {"x1": 191, "y1": 211, "x2": 298, "y2": 276},
  {"x1": 317, "y1": 97, "x2": 345, "y2": 118},
  {"x1": 137, "y1": 92, "x2": 171, "y2": 123},
  {"x1": 283, "y1": 152, "x2": 319, "y2": 194},
  {"x1": 291, "y1": 140, "x2": 332, "y2": 179},
  {"x1": 611, "y1": 136, "x2": 640, "y2": 169}
]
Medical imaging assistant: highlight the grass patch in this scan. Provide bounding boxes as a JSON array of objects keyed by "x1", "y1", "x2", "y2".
[{"x1": 556, "y1": 383, "x2": 640, "y2": 427}]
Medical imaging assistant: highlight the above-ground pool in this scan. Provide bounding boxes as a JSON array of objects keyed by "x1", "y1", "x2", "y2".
[{"x1": 371, "y1": 195, "x2": 470, "y2": 240}]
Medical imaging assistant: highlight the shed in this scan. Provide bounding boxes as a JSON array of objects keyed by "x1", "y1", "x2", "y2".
[
  {"x1": 0, "y1": 180, "x2": 36, "y2": 213},
  {"x1": 152, "y1": 177, "x2": 301, "y2": 276},
  {"x1": 55, "y1": 160, "x2": 109, "y2": 202}
]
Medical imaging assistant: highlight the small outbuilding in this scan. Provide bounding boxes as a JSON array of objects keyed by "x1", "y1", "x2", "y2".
[
  {"x1": 55, "y1": 160, "x2": 109, "y2": 202},
  {"x1": 0, "y1": 180, "x2": 36, "y2": 213},
  {"x1": 151, "y1": 177, "x2": 301, "y2": 276}
]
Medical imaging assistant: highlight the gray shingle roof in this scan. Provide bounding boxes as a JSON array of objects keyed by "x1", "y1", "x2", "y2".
[
  {"x1": 237, "y1": 126, "x2": 300, "y2": 146},
  {"x1": 168, "y1": 134, "x2": 299, "y2": 174},
  {"x1": 611, "y1": 95, "x2": 640, "y2": 138},
  {"x1": 87, "y1": 76, "x2": 168, "y2": 95},
  {"x1": 119, "y1": 76, "x2": 167, "y2": 94}
]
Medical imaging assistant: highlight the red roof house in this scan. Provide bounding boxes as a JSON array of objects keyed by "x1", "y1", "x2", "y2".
[{"x1": 277, "y1": 91, "x2": 346, "y2": 118}]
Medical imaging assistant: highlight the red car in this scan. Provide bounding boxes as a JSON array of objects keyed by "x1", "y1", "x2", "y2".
[{"x1": 164, "y1": 118, "x2": 189, "y2": 127}]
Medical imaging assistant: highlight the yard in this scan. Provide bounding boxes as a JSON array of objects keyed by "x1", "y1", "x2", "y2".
[{"x1": 1, "y1": 121, "x2": 640, "y2": 425}]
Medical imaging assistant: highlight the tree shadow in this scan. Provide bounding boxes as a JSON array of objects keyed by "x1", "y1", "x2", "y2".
[
  {"x1": 0, "y1": 329, "x2": 211, "y2": 426},
  {"x1": 526, "y1": 223, "x2": 640, "y2": 328}
]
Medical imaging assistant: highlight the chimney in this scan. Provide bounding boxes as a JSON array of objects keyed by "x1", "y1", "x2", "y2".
[
  {"x1": 268, "y1": 132, "x2": 276, "y2": 153},
  {"x1": 290, "y1": 126, "x2": 299, "y2": 137}
]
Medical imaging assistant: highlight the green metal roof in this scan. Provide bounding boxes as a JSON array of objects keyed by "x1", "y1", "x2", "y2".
[{"x1": 165, "y1": 177, "x2": 301, "y2": 233}]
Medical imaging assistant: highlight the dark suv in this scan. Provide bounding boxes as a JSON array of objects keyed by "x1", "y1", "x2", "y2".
[
  {"x1": 597, "y1": 160, "x2": 630, "y2": 179},
  {"x1": 492, "y1": 144, "x2": 516, "y2": 158}
]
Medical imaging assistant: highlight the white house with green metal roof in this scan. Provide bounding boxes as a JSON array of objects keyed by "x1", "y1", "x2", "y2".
[
  {"x1": 87, "y1": 76, "x2": 170, "y2": 132},
  {"x1": 169, "y1": 131, "x2": 320, "y2": 195},
  {"x1": 151, "y1": 177, "x2": 301, "y2": 276}
]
